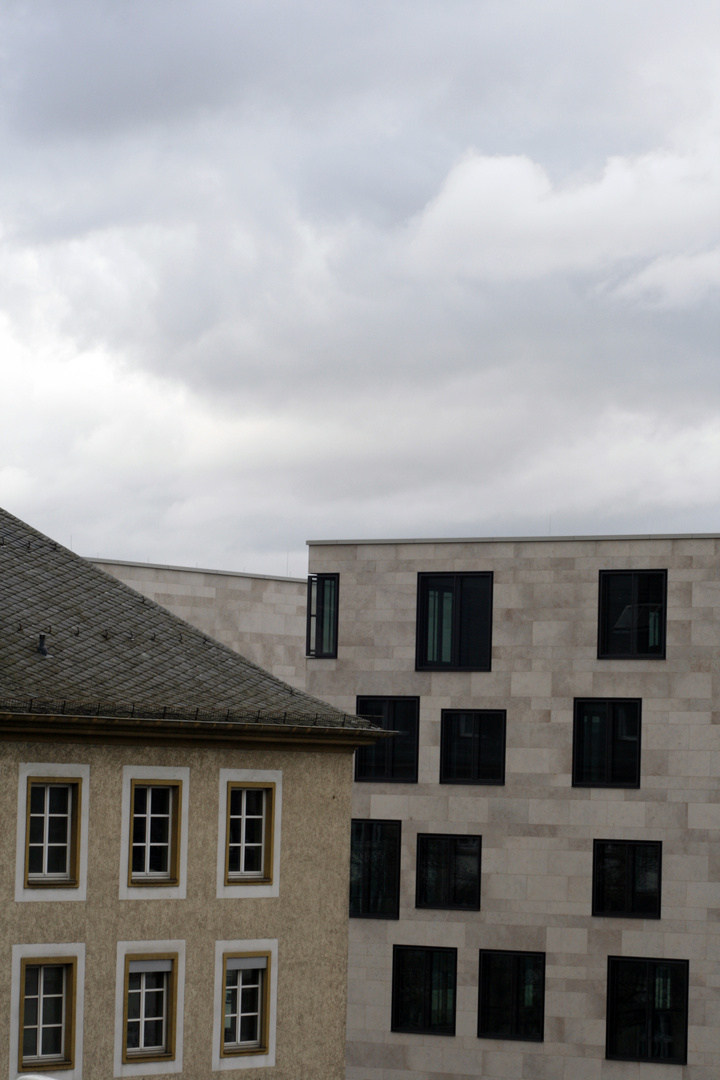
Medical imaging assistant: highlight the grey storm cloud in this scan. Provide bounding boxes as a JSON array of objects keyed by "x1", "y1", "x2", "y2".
[{"x1": 0, "y1": 0, "x2": 718, "y2": 573}]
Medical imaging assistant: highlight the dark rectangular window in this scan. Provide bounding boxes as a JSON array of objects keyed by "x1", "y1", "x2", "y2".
[
  {"x1": 440, "y1": 710, "x2": 505, "y2": 784},
  {"x1": 598, "y1": 570, "x2": 667, "y2": 659},
  {"x1": 350, "y1": 820, "x2": 401, "y2": 919},
  {"x1": 573, "y1": 699, "x2": 641, "y2": 788},
  {"x1": 416, "y1": 834, "x2": 481, "y2": 911},
  {"x1": 392, "y1": 946, "x2": 456, "y2": 1035},
  {"x1": 478, "y1": 951, "x2": 545, "y2": 1042},
  {"x1": 416, "y1": 572, "x2": 492, "y2": 671},
  {"x1": 593, "y1": 841, "x2": 661, "y2": 918},
  {"x1": 607, "y1": 957, "x2": 688, "y2": 1064},
  {"x1": 355, "y1": 697, "x2": 419, "y2": 783},
  {"x1": 306, "y1": 574, "x2": 339, "y2": 658}
]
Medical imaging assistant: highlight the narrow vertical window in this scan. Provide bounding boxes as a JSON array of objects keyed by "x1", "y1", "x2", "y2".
[
  {"x1": 598, "y1": 570, "x2": 667, "y2": 658},
  {"x1": 129, "y1": 783, "x2": 181, "y2": 885},
  {"x1": 25, "y1": 780, "x2": 80, "y2": 887},
  {"x1": 478, "y1": 950, "x2": 545, "y2": 1041},
  {"x1": 226, "y1": 785, "x2": 274, "y2": 884},
  {"x1": 20, "y1": 959, "x2": 76, "y2": 1070},
  {"x1": 123, "y1": 956, "x2": 176, "y2": 1063},
  {"x1": 222, "y1": 955, "x2": 270, "y2": 1056},
  {"x1": 350, "y1": 820, "x2": 401, "y2": 918},
  {"x1": 355, "y1": 697, "x2": 419, "y2": 782},
  {"x1": 306, "y1": 574, "x2": 339, "y2": 658},
  {"x1": 416, "y1": 572, "x2": 493, "y2": 671},
  {"x1": 573, "y1": 699, "x2": 641, "y2": 787}
]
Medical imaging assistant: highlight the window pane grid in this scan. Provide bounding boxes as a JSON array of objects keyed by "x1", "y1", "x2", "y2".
[
  {"x1": 228, "y1": 788, "x2": 266, "y2": 878},
  {"x1": 23, "y1": 964, "x2": 66, "y2": 1063},
  {"x1": 131, "y1": 785, "x2": 173, "y2": 878},
  {"x1": 224, "y1": 968, "x2": 263, "y2": 1049},
  {"x1": 28, "y1": 784, "x2": 71, "y2": 879},
  {"x1": 126, "y1": 971, "x2": 168, "y2": 1054}
]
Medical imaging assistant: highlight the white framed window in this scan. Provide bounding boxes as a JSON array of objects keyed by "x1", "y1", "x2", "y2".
[
  {"x1": 119, "y1": 767, "x2": 189, "y2": 900},
  {"x1": 15, "y1": 763, "x2": 90, "y2": 902},
  {"x1": 114, "y1": 940, "x2": 185, "y2": 1078},
  {"x1": 10, "y1": 942, "x2": 85, "y2": 1080},
  {"x1": 216, "y1": 770, "x2": 282, "y2": 899},
  {"x1": 212, "y1": 940, "x2": 278, "y2": 1071}
]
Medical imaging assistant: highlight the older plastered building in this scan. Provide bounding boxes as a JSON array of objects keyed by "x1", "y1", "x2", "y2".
[
  {"x1": 0, "y1": 507, "x2": 381, "y2": 1080},
  {"x1": 95, "y1": 533, "x2": 720, "y2": 1080}
]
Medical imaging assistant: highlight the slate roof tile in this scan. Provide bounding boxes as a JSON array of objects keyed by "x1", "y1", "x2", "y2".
[{"x1": 0, "y1": 506, "x2": 370, "y2": 730}]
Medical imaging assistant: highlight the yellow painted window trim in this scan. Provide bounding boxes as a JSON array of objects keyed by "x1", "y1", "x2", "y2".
[
  {"x1": 219, "y1": 951, "x2": 272, "y2": 1058},
  {"x1": 19, "y1": 955, "x2": 77, "y2": 1072},
  {"x1": 127, "y1": 781, "x2": 182, "y2": 888},
  {"x1": 224, "y1": 782, "x2": 275, "y2": 887},
  {"x1": 121, "y1": 952, "x2": 178, "y2": 1065},
  {"x1": 24, "y1": 778, "x2": 82, "y2": 889}
]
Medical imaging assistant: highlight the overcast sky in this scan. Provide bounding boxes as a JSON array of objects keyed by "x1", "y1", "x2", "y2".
[{"x1": 1, "y1": 0, "x2": 718, "y2": 575}]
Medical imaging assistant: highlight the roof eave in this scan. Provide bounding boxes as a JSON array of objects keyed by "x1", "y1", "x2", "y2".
[{"x1": 0, "y1": 711, "x2": 390, "y2": 751}]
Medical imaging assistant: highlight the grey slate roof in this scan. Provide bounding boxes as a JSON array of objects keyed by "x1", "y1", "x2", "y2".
[{"x1": 0, "y1": 506, "x2": 370, "y2": 731}]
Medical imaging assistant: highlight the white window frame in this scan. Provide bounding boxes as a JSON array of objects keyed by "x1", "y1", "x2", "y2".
[
  {"x1": 114, "y1": 940, "x2": 185, "y2": 1078},
  {"x1": 10, "y1": 942, "x2": 85, "y2": 1080},
  {"x1": 211, "y1": 940, "x2": 278, "y2": 1072},
  {"x1": 119, "y1": 767, "x2": 189, "y2": 900},
  {"x1": 15, "y1": 763, "x2": 90, "y2": 902},
  {"x1": 216, "y1": 770, "x2": 282, "y2": 899}
]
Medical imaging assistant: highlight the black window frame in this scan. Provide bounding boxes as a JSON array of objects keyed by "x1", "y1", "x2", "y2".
[
  {"x1": 593, "y1": 840, "x2": 662, "y2": 919},
  {"x1": 440, "y1": 710, "x2": 506, "y2": 785},
  {"x1": 416, "y1": 572, "x2": 493, "y2": 671},
  {"x1": 573, "y1": 698, "x2": 642, "y2": 788},
  {"x1": 306, "y1": 573, "x2": 339, "y2": 658},
  {"x1": 598, "y1": 570, "x2": 667, "y2": 660},
  {"x1": 416, "y1": 833, "x2": 481, "y2": 911},
  {"x1": 478, "y1": 950, "x2": 546, "y2": 1043},
  {"x1": 350, "y1": 819, "x2": 401, "y2": 920},
  {"x1": 355, "y1": 697, "x2": 419, "y2": 783},
  {"x1": 391, "y1": 945, "x2": 457, "y2": 1036},
  {"x1": 606, "y1": 956, "x2": 688, "y2": 1065}
]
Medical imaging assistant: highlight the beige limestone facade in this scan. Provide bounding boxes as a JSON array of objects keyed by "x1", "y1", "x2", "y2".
[
  {"x1": 94, "y1": 535, "x2": 720, "y2": 1080},
  {"x1": 92, "y1": 560, "x2": 308, "y2": 689},
  {"x1": 301, "y1": 535, "x2": 720, "y2": 1080},
  {"x1": 1, "y1": 731, "x2": 355, "y2": 1080}
]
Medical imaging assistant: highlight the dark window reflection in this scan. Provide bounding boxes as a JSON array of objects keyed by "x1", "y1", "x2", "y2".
[
  {"x1": 392, "y1": 947, "x2": 456, "y2": 1035},
  {"x1": 607, "y1": 957, "x2": 688, "y2": 1064},
  {"x1": 440, "y1": 711, "x2": 506, "y2": 784},
  {"x1": 350, "y1": 820, "x2": 401, "y2": 919},
  {"x1": 599, "y1": 571, "x2": 667, "y2": 658},
  {"x1": 355, "y1": 698, "x2": 419, "y2": 783},
  {"x1": 573, "y1": 700, "x2": 641, "y2": 787},
  {"x1": 416, "y1": 834, "x2": 481, "y2": 910},
  {"x1": 478, "y1": 951, "x2": 545, "y2": 1041}
]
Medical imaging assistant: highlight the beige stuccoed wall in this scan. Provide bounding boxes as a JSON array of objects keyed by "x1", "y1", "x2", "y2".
[
  {"x1": 305, "y1": 535, "x2": 720, "y2": 1080},
  {"x1": 92, "y1": 560, "x2": 308, "y2": 689},
  {"x1": 0, "y1": 737, "x2": 353, "y2": 1080}
]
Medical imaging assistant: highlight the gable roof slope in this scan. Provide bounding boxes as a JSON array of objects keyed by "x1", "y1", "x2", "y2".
[{"x1": 0, "y1": 506, "x2": 369, "y2": 732}]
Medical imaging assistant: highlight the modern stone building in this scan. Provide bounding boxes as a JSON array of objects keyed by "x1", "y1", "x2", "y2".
[
  {"x1": 0, "y1": 507, "x2": 380, "y2": 1080},
  {"x1": 302, "y1": 535, "x2": 720, "y2": 1080},
  {"x1": 96, "y1": 533, "x2": 720, "y2": 1080}
]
